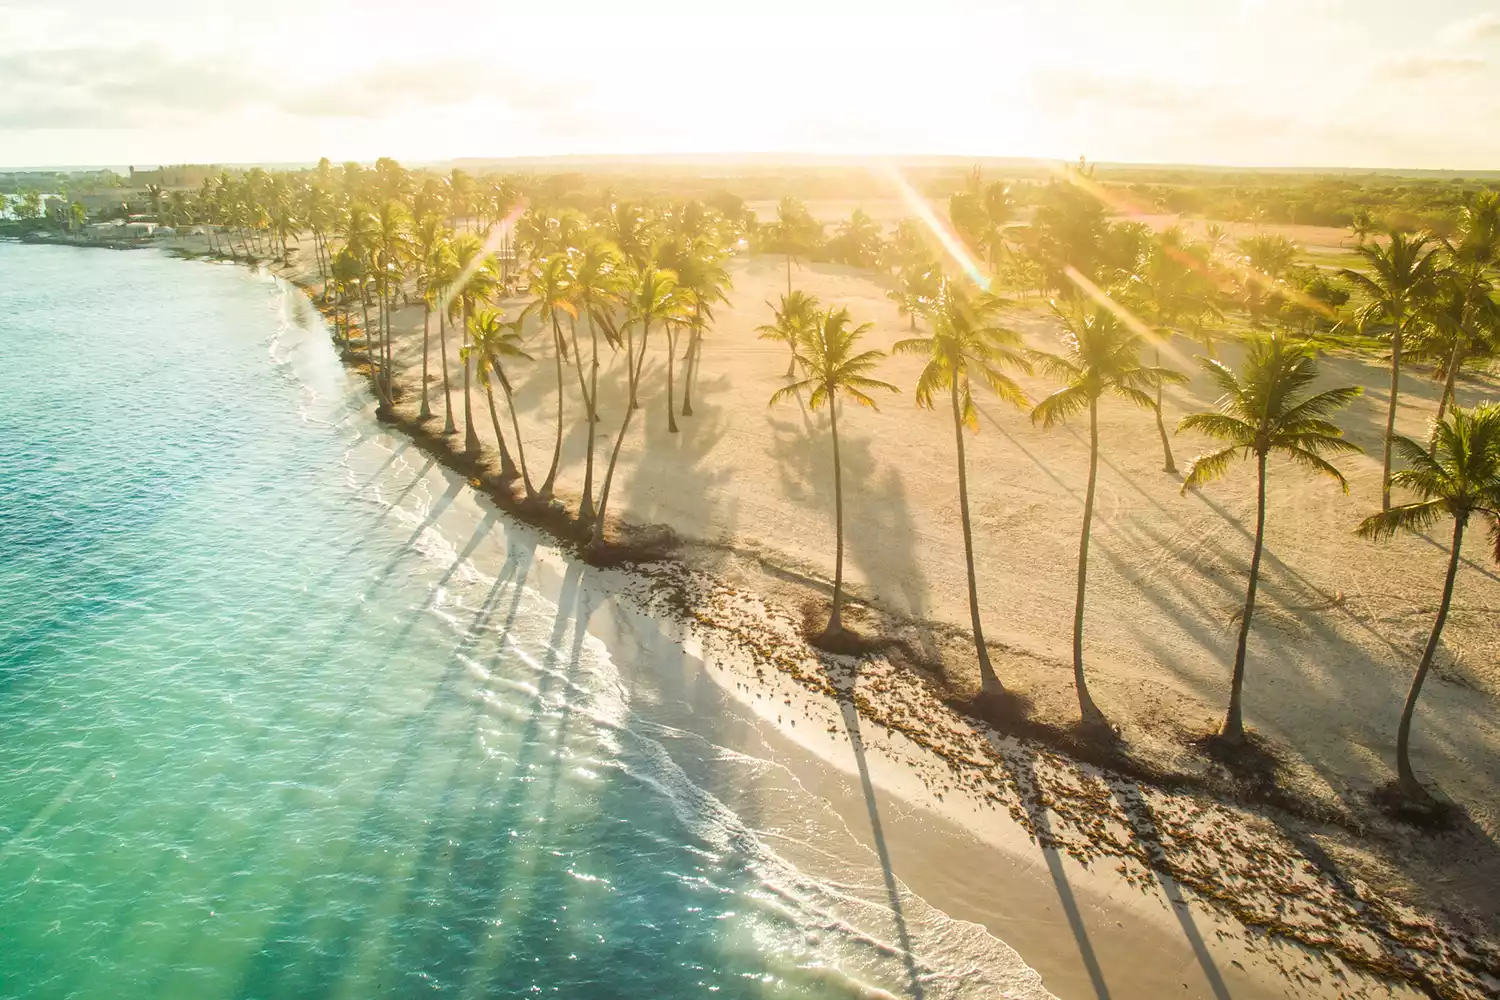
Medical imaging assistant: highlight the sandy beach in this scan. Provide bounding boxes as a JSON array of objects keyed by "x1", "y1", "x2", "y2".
[{"x1": 168, "y1": 227, "x2": 1500, "y2": 998}]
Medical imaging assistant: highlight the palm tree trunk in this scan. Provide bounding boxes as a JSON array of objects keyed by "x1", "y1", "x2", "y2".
[
  {"x1": 571, "y1": 314, "x2": 599, "y2": 526},
  {"x1": 681, "y1": 326, "x2": 699, "y2": 417},
  {"x1": 463, "y1": 302, "x2": 480, "y2": 455},
  {"x1": 439, "y1": 307, "x2": 456, "y2": 434},
  {"x1": 482, "y1": 377, "x2": 519, "y2": 481},
  {"x1": 537, "y1": 316, "x2": 566, "y2": 500},
  {"x1": 501, "y1": 375, "x2": 536, "y2": 499},
  {"x1": 953, "y1": 382, "x2": 1001, "y2": 695},
  {"x1": 785, "y1": 348, "x2": 797, "y2": 379},
  {"x1": 666, "y1": 326, "x2": 680, "y2": 434},
  {"x1": 1152, "y1": 347, "x2": 1177, "y2": 473},
  {"x1": 1383, "y1": 325, "x2": 1403, "y2": 512},
  {"x1": 1436, "y1": 342, "x2": 1462, "y2": 431},
  {"x1": 593, "y1": 321, "x2": 649, "y2": 549},
  {"x1": 359, "y1": 292, "x2": 378, "y2": 398},
  {"x1": 1398, "y1": 516, "x2": 1464, "y2": 803},
  {"x1": 1072, "y1": 398, "x2": 1105, "y2": 725},
  {"x1": 419, "y1": 300, "x2": 432, "y2": 419},
  {"x1": 827, "y1": 394, "x2": 845, "y2": 635},
  {"x1": 1223, "y1": 452, "x2": 1268, "y2": 742},
  {"x1": 630, "y1": 324, "x2": 651, "y2": 410}
]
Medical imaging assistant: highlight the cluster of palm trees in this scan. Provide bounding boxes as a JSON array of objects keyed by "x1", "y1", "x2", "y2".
[{"x1": 183, "y1": 158, "x2": 1496, "y2": 809}]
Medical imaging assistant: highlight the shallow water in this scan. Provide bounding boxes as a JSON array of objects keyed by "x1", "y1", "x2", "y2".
[{"x1": 0, "y1": 244, "x2": 1048, "y2": 1000}]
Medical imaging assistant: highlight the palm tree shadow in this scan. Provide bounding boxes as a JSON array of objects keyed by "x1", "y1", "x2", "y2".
[
  {"x1": 1002, "y1": 749, "x2": 1115, "y2": 1000},
  {"x1": 825, "y1": 659, "x2": 928, "y2": 1000},
  {"x1": 1109, "y1": 781, "x2": 1234, "y2": 1000}
]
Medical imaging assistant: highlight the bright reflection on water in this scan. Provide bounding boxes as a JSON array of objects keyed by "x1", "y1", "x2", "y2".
[{"x1": 0, "y1": 245, "x2": 1047, "y2": 1000}]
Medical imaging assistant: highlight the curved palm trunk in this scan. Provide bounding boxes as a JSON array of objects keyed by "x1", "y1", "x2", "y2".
[
  {"x1": 500, "y1": 373, "x2": 537, "y2": 499},
  {"x1": 1222, "y1": 452, "x2": 1268, "y2": 742},
  {"x1": 593, "y1": 320, "x2": 650, "y2": 549},
  {"x1": 1152, "y1": 347, "x2": 1177, "y2": 474},
  {"x1": 1398, "y1": 516, "x2": 1464, "y2": 803},
  {"x1": 462, "y1": 301, "x2": 480, "y2": 455},
  {"x1": 785, "y1": 346, "x2": 797, "y2": 379},
  {"x1": 1072, "y1": 398, "x2": 1106, "y2": 725},
  {"x1": 629, "y1": 324, "x2": 651, "y2": 410},
  {"x1": 481, "y1": 374, "x2": 519, "y2": 481},
  {"x1": 1434, "y1": 273, "x2": 1481, "y2": 442},
  {"x1": 666, "y1": 325, "x2": 680, "y2": 434},
  {"x1": 1382, "y1": 325, "x2": 1403, "y2": 512},
  {"x1": 419, "y1": 300, "x2": 432, "y2": 419},
  {"x1": 952, "y1": 382, "x2": 1001, "y2": 695},
  {"x1": 537, "y1": 315, "x2": 566, "y2": 501}
]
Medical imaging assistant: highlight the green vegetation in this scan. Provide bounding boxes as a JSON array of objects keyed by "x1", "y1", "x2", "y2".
[{"x1": 51, "y1": 154, "x2": 1499, "y2": 814}]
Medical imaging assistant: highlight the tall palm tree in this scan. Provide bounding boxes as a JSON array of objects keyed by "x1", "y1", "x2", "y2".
[
  {"x1": 676, "y1": 237, "x2": 731, "y2": 419},
  {"x1": 592, "y1": 262, "x2": 686, "y2": 550},
  {"x1": 422, "y1": 235, "x2": 459, "y2": 432},
  {"x1": 521, "y1": 253, "x2": 576, "y2": 501},
  {"x1": 449, "y1": 234, "x2": 500, "y2": 456},
  {"x1": 372, "y1": 200, "x2": 410, "y2": 409},
  {"x1": 894, "y1": 280, "x2": 1030, "y2": 696},
  {"x1": 1435, "y1": 194, "x2": 1500, "y2": 427},
  {"x1": 1355, "y1": 403, "x2": 1500, "y2": 805},
  {"x1": 412, "y1": 214, "x2": 449, "y2": 420},
  {"x1": 756, "y1": 290, "x2": 820, "y2": 377},
  {"x1": 656, "y1": 235, "x2": 730, "y2": 429},
  {"x1": 1031, "y1": 305, "x2": 1187, "y2": 725},
  {"x1": 771, "y1": 308, "x2": 898, "y2": 636},
  {"x1": 568, "y1": 240, "x2": 625, "y2": 527},
  {"x1": 1180, "y1": 335, "x2": 1362, "y2": 743},
  {"x1": 464, "y1": 308, "x2": 530, "y2": 487},
  {"x1": 1340, "y1": 230, "x2": 1444, "y2": 510}
]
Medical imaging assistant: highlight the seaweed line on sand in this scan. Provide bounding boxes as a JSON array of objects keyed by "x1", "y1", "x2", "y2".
[{"x1": 256, "y1": 253, "x2": 1500, "y2": 1000}]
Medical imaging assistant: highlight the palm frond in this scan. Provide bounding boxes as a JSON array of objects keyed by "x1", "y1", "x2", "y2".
[
  {"x1": 1181, "y1": 445, "x2": 1246, "y2": 492},
  {"x1": 1355, "y1": 499, "x2": 1446, "y2": 541},
  {"x1": 1031, "y1": 384, "x2": 1090, "y2": 428},
  {"x1": 1178, "y1": 412, "x2": 1255, "y2": 443}
]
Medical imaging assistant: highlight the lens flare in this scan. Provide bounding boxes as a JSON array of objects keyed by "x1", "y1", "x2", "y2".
[{"x1": 879, "y1": 163, "x2": 990, "y2": 291}]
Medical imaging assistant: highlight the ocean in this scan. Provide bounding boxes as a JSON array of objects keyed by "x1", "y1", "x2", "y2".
[{"x1": 0, "y1": 243, "x2": 1048, "y2": 999}]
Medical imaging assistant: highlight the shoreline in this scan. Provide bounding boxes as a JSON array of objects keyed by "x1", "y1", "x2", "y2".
[
  {"x1": 249, "y1": 241, "x2": 1493, "y2": 1000},
  {"x1": 57, "y1": 237, "x2": 1498, "y2": 998}
]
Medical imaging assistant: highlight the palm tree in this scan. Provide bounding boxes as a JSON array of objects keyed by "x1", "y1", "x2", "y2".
[
  {"x1": 1031, "y1": 305, "x2": 1187, "y2": 725},
  {"x1": 521, "y1": 253, "x2": 576, "y2": 501},
  {"x1": 1180, "y1": 335, "x2": 1362, "y2": 743},
  {"x1": 1434, "y1": 194, "x2": 1500, "y2": 427},
  {"x1": 372, "y1": 200, "x2": 410, "y2": 408},
  {"x1": 1355, "y1": 404, "x2": 1500, "y2": 805},
  {"x1": 1340, "y1": 230, "x2": 1444, "y2": 510},
  {"x1": 567, "y1": 239, "x2": 625, "y2": 527},
  {"x1": 422, "y1": 235, "x2": 459, "y2": 432},
  {"x1": 449, "y1": 234, "x2": 500, "y2": 456},
  {"x1": 592, "y1": 262, "x2": 686, "y2": 550},
  {"x1": 757, "y1": 290, "x2": 821, "y2": 377},
  {"x1": 464, "y1": 309, "x2": 530, "y2": 487},
  {"x1": 767, "y1": 197, "x2": 821, "y2": 296},
  {"x1": 1237, "y1": 234, "x2": 1298, "y2": 327},
  {"x1": 412, "y1": 214, "x2": 449, "y2": 420},
  {"x1": 676, "y1": 238, "x2": 731, "y2": 419},
  {"x1": 656, "y1": 235, "x2": 730, "y2": 428},
  {"x1": 894, "y1": 280, "x2": 1030, "y2": 696},
  {"x1": 771, "y1": 308, "x2": 898, "y2": 636}
]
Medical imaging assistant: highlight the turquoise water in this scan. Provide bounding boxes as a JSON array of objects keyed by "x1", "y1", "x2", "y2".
[{"x1": 0, "y1": 244, "x2": 1044, "y2": 1000}]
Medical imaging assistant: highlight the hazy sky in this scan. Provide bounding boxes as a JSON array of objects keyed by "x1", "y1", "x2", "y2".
[{"x1": 3, "y1": 0, "x2": 1499, "y2": 170}]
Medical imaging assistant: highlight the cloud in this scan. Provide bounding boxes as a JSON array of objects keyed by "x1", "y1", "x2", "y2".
[
  {"x1": 0, "y1": 47, "x2": 264, "y2": 128},
  {"x1": 1437, "y1": 12, "x2": 1500, "y2": 47},
  {"x1": 1378, "y1": 52, "x2": 1488, "y2": 80}
]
